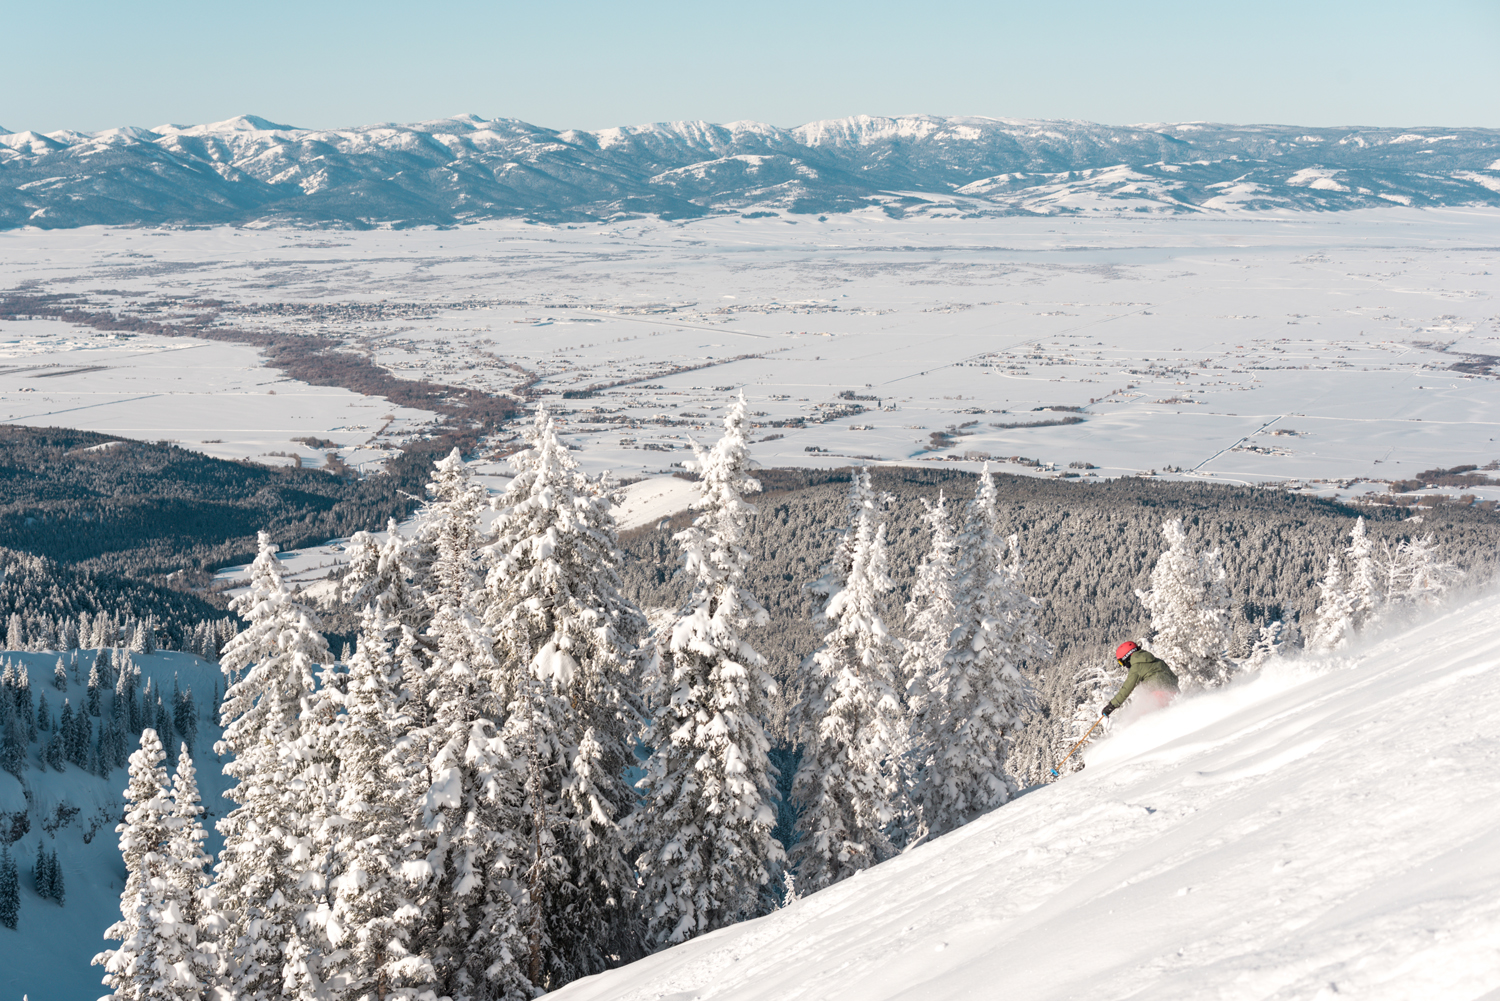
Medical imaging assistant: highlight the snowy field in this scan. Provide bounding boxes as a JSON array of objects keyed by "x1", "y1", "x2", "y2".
[
  {"x1": 0, "y1": 323, "x2": 439, "y2": 470},
  {"x1": 553, "y1": 588, "x2": 1500, "y2": 1001},
  {"x1": 2, "y1": 209, "x2": 1499, "y2": 503}
]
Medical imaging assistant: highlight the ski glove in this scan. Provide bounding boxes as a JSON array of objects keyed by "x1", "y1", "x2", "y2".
[{"x1": 1101, "y1": 704, "x2": 1116, "y2": 717}]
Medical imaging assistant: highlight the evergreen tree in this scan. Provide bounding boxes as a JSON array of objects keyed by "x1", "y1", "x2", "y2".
[
  {"x1": 59, "y1": 698, "x2": 78, "y2": 765},
  {"x1": 95, "y1": 729, "x2": 206, "y2": 1001},
  {"x1": 36, "y1": 691, "x2": 51, "y2": 733},
  {"x1": 1245, "y1": 620, "x2": 1287, "y2": 670},
  {"x1": 71, "y1": 707, "x2": 93, "y2": 769},
  {"x1": 213, "y1": 532, "x2": 333, "y2": 1001},
  {"x1": 35, "y1": 847, "x2": 53, "y2": 901},
  {"x1": 1345, "y1": 517, "x2": 1381, "y2": 631},
  {"x1": 0, "y1": 845, "x2": 17, "y2": 930},
  {"x1": 174, "y1": 687, "x2": 198, "y2": 753},
  {"x1": 790, "y1": 470, "x2": 904, "y2": 892},
  {"x1": 1393, "y1": 534, "x2": 1461, "y2": 608},
  {"x1": 53, "y1": 658, "x2": 68, "y2": 691},
  {"x1": 343, "y1": 519, "x2": 433, "y2": 641},
  {"x1": 44, "y1": 731, "x2": 65, "y2": 771},
  {"x1": 88, "y1": 664, "x2": 104, "y2": 717},
  {"x1": 165, "y1": 746, "x2": 217, "y2": 995},
  {"x1": 1135, "y1": 518, "x2": 1234, "y2": 687},
  {"x1": 900, "y1": 492, "x2": 958, "y2": 838},
  {"x1": 321, "y1": 604, "x2": 431, "y2": 1000},
  {"x1": 154, "y1": 698, "x2": 175, "y2": 762},
  {"x1": 406, "y1": 450, "x2": 533, "y2": 1001},
  {"x1": 485, "y1": 408, "x2": 648, "y2": 982},
  {"x1": 632, "y1": 393, "x2": 784, "y2": 947},
  {"x1": 917, "y1": 467, "x2": 1046, "y2": 837},
  {"x1": 1309, "y1": 553, "x2": 1354, "y2": 652},
  {"x1": 35, "y1": 847, "x2": 64, "y2": 904}
]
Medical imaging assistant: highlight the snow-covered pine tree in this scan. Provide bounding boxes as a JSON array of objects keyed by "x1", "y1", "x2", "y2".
[
  {"x1": 407, "y1": 449, "x2": 533, "y2": 1001},
  {"x1": 632, "y1": 392, "x2": 784, "y2": 948},
  {"x1": 320, "y1": 604, "x2": 431, "y2": 1000},
  {"x1": 213, "y1": 531, "x2": 333, "y2": 1001},
  {"x1": 95, "y1": 729, "x2": 207, "y2": 1001},
  {"x1": 174, "y1": 688, "x2": 198, "y2": 753},
  {"x1": 53, "y1": 658, "x2": 67, "y2": 691},
  {"x1": 35, "y1": 846, "x2": 63, "y2": 903},
  {"x1": 790, "y1": 469, "x2": 904, "y2": 893},
  {"x1": 1244, "y1": 620, "x2": 1287, "y2": 669},
  {"x1": 1394, "y1": 533, "x2": 1461, "y2": 608},
  {"x1": 899, "y1": 492, "x2": 959, "y2": 839},
  {"x1": 1135, "y1": 518, "x2": 1234, "y2": 687},
  {"x1": 484, "y1": 407, "x2": 648, "y2": 983},
  {"x1": 1309, "y1": 553, "x2": 1355, "y2": 652},
  {"x1": 165, "y1": 745, "x2": 216, "y2": 992},
  {"x1": 917, "y1": 467, "x2": 1046, "y2": 837},
  {"x1": 1345, "y1": 517, "x2": 1381, "y2": 631},
  {"x1": 343, "y1": 519, "x2": 434, "y2": 641}
]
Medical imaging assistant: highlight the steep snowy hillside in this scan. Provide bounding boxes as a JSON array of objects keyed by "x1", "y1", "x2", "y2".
[
  {"x1": 1, "y1": 113, "x2": 1497, "y2": 228},
  {"x1": 0, "y1": 651, "x2": 229, "y2": 1001},
  {"x1": 555, "y1": 590, "x2": 1500, "y2": 1001}
]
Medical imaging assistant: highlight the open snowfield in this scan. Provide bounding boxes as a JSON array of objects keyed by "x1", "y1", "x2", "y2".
[
  {"x1": 553, "y1": 589, "x2": 1500, "y2": 1001},
  {"x1": 3, "y1": 209, "x2": 1499, "y2": 500},
  {"x1": 0, "y1": 322, "x2": 439, "y2": 470},
  {"x1": 0, "y1": 651, "x2": 230, "y2": 1001}
]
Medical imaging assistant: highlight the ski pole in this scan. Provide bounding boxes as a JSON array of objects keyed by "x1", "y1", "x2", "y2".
[{"x1": 1049, "y1": 716, "x2": 1105, "y2": 777}]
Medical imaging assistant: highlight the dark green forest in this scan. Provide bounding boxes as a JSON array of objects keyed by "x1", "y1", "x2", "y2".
[{"x1": 0, "y1": 425, "x2": 432, "y2": 580}]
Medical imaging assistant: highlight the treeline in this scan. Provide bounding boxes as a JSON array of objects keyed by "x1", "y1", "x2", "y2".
[
  {"x1": 616, "y1": 465, "x2": 1500, "y2": 744},
  {"x1": 0, "y1": 425, "x2": 430, "y2": 580},
  {"x1": 0, "y1": 546, "x2": 233, "y2": 654}
]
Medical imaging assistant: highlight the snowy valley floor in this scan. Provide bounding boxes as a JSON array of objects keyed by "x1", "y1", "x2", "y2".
[{"x1": 554, "y1": 590, "x2": 1500, "y2": 1001}]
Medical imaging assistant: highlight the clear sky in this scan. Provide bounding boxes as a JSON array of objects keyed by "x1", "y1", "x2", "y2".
[{"x1": 4, "y1": 0, "x2": 1497, "y2": 134}]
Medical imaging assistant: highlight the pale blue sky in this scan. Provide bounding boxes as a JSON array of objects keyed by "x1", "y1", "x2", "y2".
[{"x1": 5, "y1": 0, "x2": 1497, "y2": 133}]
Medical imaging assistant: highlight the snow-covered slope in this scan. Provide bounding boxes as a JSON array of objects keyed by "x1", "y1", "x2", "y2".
[
  {"x1": 0, "y1": 651, "x2": 230, "y2": 1001},
  {"x1": 1, "y1": 114, "x2": 1498, "y2": 228},
  {"x1": 554, "y1": 591, "x2": 1500, "y2": 1001}
]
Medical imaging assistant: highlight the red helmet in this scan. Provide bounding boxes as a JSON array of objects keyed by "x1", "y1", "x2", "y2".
[{"x1": 1114, "y1": 641, "x2": 1139, "y2": 662}]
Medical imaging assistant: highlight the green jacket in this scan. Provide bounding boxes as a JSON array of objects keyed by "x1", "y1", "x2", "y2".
[{"x1": 1107, "y1": 648, "x2": 1180, "y2": 710}]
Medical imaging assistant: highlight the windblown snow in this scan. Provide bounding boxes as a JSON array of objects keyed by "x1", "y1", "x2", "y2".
[{"x1": 553, "y1": 590, "x2": 1500, "y2": 1001}]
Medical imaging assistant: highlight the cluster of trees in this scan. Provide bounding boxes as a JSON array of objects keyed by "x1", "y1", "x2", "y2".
[
  {"x1": 616, "y1": 465, "x2": 1497, "y2": 789},
  {"x1": 91, "y1": 398, "x2": 1052, "y2": 1000},
  {"x1": 1307, "y1": 517, "x2": 1460, "y2": 652},
  {"x1": 2, "y1": 608, "x2": 234, "y2": 662},
  {"x1": 0, "y1": 545, "x2": 234, "y2": 657},
  {"x1": 0, "y1": 649, "x2": 212, "y2": 781},
  {"x1": 77, "y1": 395, "x2": 1493, "y2": 999}
]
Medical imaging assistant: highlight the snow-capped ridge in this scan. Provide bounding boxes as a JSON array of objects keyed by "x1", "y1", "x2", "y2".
[{"x1": 3, "y1": 113, "x2": 1499, "y2": 228}]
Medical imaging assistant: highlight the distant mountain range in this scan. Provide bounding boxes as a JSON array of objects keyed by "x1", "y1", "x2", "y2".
[{"x1": 3, "y1": 113, "x2": 1499, "y2": 228}]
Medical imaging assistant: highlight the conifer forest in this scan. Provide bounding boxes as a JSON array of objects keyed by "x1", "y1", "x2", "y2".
[{"x1": 0, "y1": 397, "x2": 1494, "y2": 1001}]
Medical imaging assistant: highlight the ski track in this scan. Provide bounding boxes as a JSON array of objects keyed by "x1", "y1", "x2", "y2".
[{"x1": 553, "y1": 590, "x2": 1500, "y2": 1001}]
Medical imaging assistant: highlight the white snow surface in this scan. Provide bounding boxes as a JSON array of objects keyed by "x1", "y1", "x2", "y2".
[
  {"x1": 554, "y1": 590, "x2": 1500, "y2": 1001},
  {"x1": 4, "y1": 211, "x2": 1499, "y2": 499},
  {"x1": 612, "y1": 475, "x2": 701, "y2": 531}
]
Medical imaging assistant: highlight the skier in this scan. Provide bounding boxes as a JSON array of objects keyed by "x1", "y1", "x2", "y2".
[{"x1": 1101, "y1": 641, "x2": 1179, "y2": 718}]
